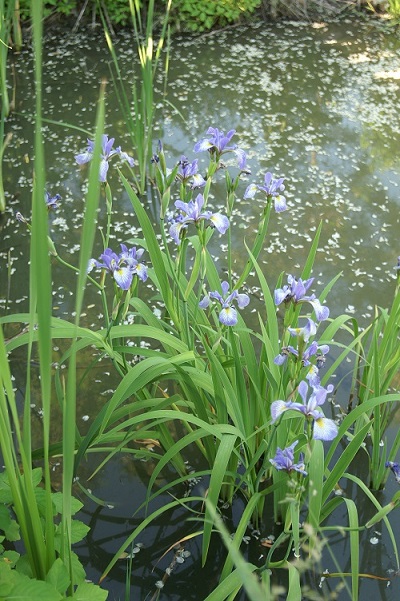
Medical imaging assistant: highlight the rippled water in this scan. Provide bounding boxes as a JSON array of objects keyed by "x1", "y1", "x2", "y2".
[{"x1": 1, "y1": 16, "x2": 400, "y2": 600}]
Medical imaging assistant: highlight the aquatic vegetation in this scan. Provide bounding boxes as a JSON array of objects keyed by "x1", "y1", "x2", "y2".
[
  {"x1": 2, "y1": 10, "x2": 400, "y2": 600},
  {"x1": 0, "y1": 5, "x2": 108, "y2": 599},
  {"x1": 3, "y1": 112, "x2": 400, "y2": 598},
  {"x1": 100, "y1": 0, "x2": 172, "y2": 193}
]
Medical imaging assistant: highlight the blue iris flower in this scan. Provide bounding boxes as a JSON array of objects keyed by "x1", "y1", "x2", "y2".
[
  {"x1": 244, "y1": 172, "x2": 287, "y2": 213},
  {"x1": 75, "y1": 134, "x2": 134, "y2": 182},
  {"x1": 270, "y1": 441, "x2": 307, "y2": 476},
  {"x1": 88, "y1": 244, "x2": 147, "y2": 290},
  {"x1": 169, "y1": 194, "x2": 229, "y2": 245},
  {"x1": 271, "y1": 380, "x2": 337, "y2": 441},
  {"x1": 199, "y1": 281, "x2": 250, "y2": 326},
  {"x1": 274, "y1": 339, "x2": 329, "y2": 368},
  {"x1": 194, "y1": 127, "x2": 247, "y2": 170},
  {"x1": 274, "y1": 275, "x2": 330, "y2": 322}
]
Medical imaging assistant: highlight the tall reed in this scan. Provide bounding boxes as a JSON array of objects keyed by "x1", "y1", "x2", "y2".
[
  {"x1": 102, "y1": 0, "x2": 172, "y2": 194},
  {"x1": 0, "y1": 0, "x2": 13, "y2": 211},
  {"x1": 0, "y1": 2, "x2": 107, "y2": 596}
]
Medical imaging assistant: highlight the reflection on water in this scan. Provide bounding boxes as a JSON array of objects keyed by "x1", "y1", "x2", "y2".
[
  {"x1": 1, "y1": 18, "x2": 400, "y2": 322},
  {"x1": 1, "y1": 16, "x2": 400, "y2": 600}
]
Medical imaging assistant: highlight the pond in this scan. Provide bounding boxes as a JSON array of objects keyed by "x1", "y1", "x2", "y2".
[{"x1": 1, "y1": 14, "x2": 400, "y2": 601}]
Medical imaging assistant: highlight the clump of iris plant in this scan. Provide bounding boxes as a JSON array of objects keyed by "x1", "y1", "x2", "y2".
[
  {"x1": 194, "y1": 127, "x2": 247, "y2": 170},
  {"x1": 270, "y1": 441, "x2": 307, "y2": 476},
  {"x1": 274, "y1": 274, "x2": 329, "y2": 322},
  {"x1": 244, "y1": 171, "x2": 287, "y2": 213},
  {"x1": 199, "y1": 281, "x2": 250, "y2": 326},
  {"x1": 88, "y1": 244, "x2": 147, "y2": 290},
  {"x1": 75, "y1": 134, "x2": 134, "y2": 182},
  {"x1": 169, "y1": 194, "x2": 229, "y2": 245},
  {"x1": 271, "y1": 379, "x2": 338, "y2": 441}
]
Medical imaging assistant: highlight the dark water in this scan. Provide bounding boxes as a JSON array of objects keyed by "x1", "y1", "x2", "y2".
[{"x1": 1, "y1": 15, "x2": 400, "y2": 600}]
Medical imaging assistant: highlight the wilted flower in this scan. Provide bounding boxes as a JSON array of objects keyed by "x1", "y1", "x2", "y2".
[
  {"x1": 45, "y1": 191, "x2": 61, "y2": 211},
  {"x1": 199, "y1": 280, "x2": 250, "y2": 326},
  {"x1": 244, "y1": 172, "x2": 287, "y2": 212},
  {"x1": 270, "y1": 441, "x2": 307, "y2": 476},
  {"x1": 194, "y1": 127, "x2": 247, "y2": 170},
  {"x1": 169, "y1": 194, "x2": 229, "y2": 244},
  {"x1": 271, "y1": 380, "x2": 337, "y2": 441},
  {"x1": 15, "y1": 211, "x2": 27, "y2": 223},
  {"x1": 89, "y1": 244, "x2": 147, "y2": 290},
  {"x1": 75, "y1": 134, "x2": 134, "y2": 182},
  {"x1": 385, "y1": 461, "x2": 400, "y2": 484},
  {"x1": 274, "y1": 339, "x2": 329, "y2": 368},
  {"x1": 274, "y1": 275, "x2": 329, "y2": 321},
  {"x1": 287, "y1": 318, "x2": 317, "y2": 343}
]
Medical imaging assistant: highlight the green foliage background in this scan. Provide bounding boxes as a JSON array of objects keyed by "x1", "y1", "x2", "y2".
[
  {"x1": 7, "y1": 0, "x2": 387, "y2": 32},
  {"x1": 9, "y1": 0, "x2": 262, "y2": 29}
]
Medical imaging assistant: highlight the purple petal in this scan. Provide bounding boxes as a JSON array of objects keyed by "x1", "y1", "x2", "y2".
[
  {"x1": 120, "y1": 150, "x2": 135, "y2": 167},
  {"x1": 270, "y1": 400, "x2": 288, "y2": 422},
  {"x1": 209, "y1": 213, "x2": 229, "y2": 234},
  {"x1": 113, "y1": 267, "x2": 133, "y2": 290},
  {"x1": 309, "y1": 298, "x2": 330, "y2": 321},
  {"x1": 75, "y1": 150, "x2": 92, "y2": 165},
  {"x1": 194, "y1": 139, "x2": 213, "y2": 153},
  {"x1": 313, "y1": 416, "x2": 338, "y2": 441},
  {"x1": 274, "y1": 195, "x2": 287, "y2": 213},
  {"x1": 99, "y1": 159, "x2": 109, "y2": 182},
  {"x1": 236, "y1": 293, "x2": 250, "y2": 309},
  {"x1": 174, "y1": 199, "x2": 190, "y2": 214},
  {"x1": 219, "y1": 306, "x2": 238, "y2": 326},
  {"x1": 274, "y1": 288, "x2": 289, "y2": 306},
  {"x1": 233, "y1": 148, "x2": 247, "y2": 169},
  {"x1": 169, "y1": 221, "x2": 185, "y2": 245},
  {"x1": 199, "y1": 294, "x2": 210, "y2": 309},
  {"x1": 194, "y1": 193, "x2": 205, "y2": 212},
  {"x1": 298, "y1": 380, "x2": 309, "y2": 405},
  {"x1": 244, "y1": 184, "x2": 258, "y2": 199},
  {"x1": 199, "y1": 295, "x2": 210, "y2": 309},
  {"x1": 274, "y1": 353, "x2": 288, "y2": 366},
  {"x1": 135, "y1": 264, "x2": 148, "y2": 282},
  {"x1": 103, "y1": 135, "x2": 115, "y2": 156},
  {"x1": 221, "y1": 281, "x2": 230, "y2": 297},
  {"x1": 191, "y1": 173, "x2": 206, "y2": 189}
]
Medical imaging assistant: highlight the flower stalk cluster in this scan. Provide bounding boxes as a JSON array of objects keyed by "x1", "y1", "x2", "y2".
[{"x1": 88, "y1": 244, "x2": 147, "y2": 291}]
